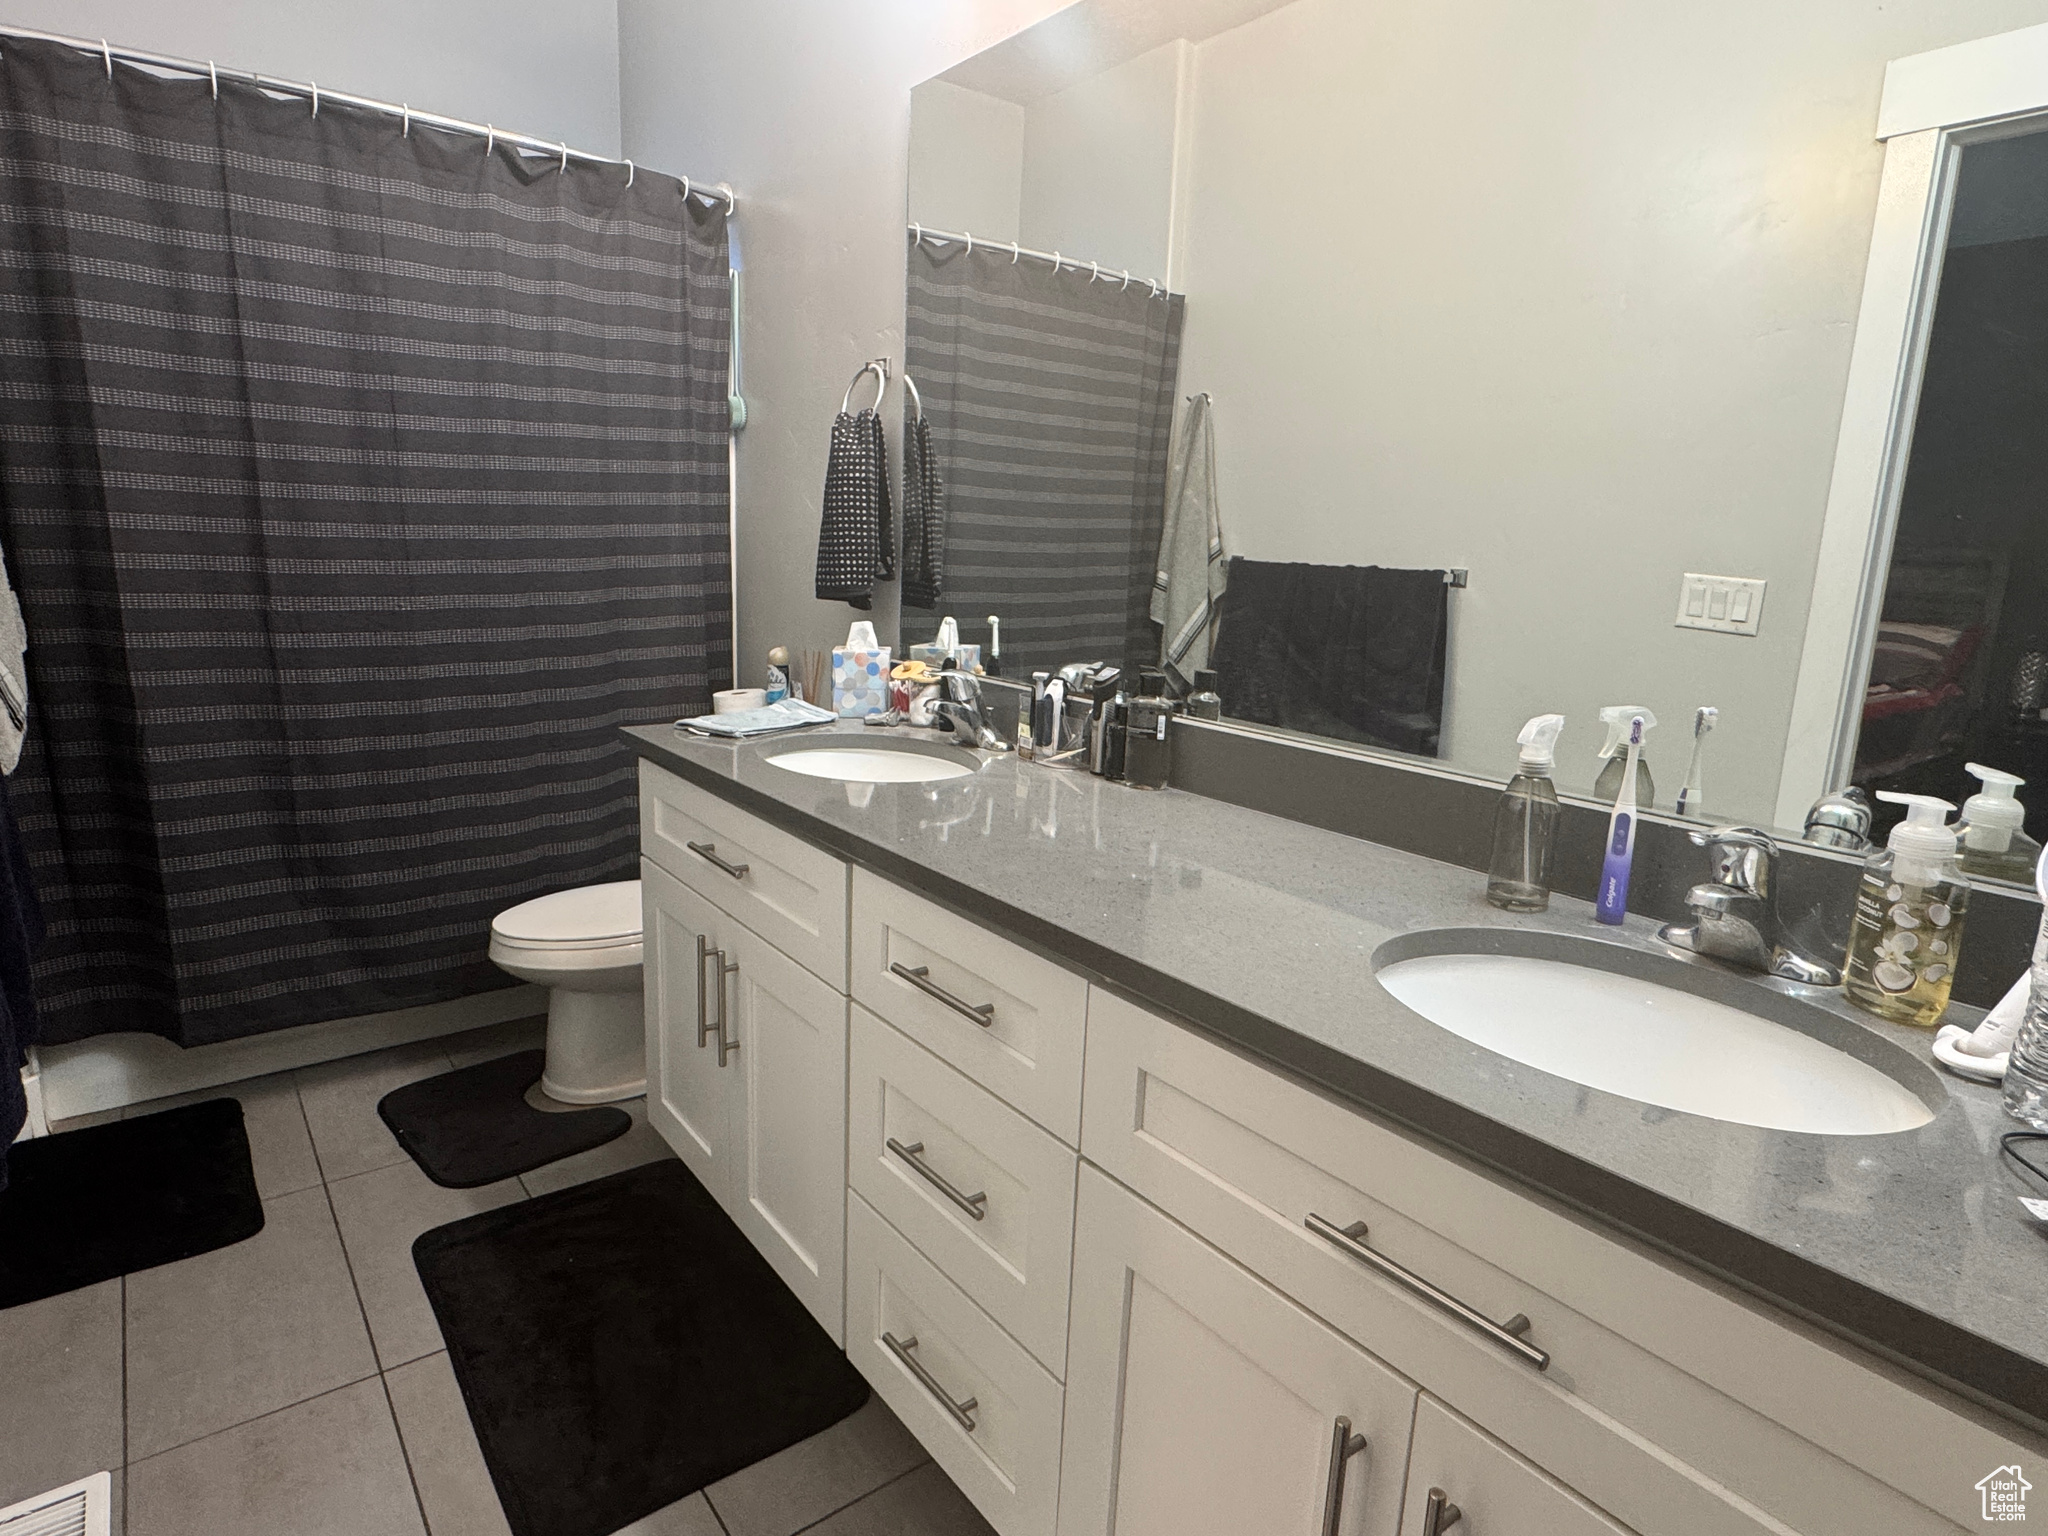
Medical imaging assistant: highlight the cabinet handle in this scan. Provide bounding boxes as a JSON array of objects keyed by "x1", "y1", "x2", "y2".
[
  {"x1": 1318, "y1": 1416, "x2": 1367, "y2": 1536},
  {"x1": 686, "y1": 840, "x2": 750, "y2": 879},
  {"x1": 888, "y1": 962, "x2": 995, "y2": 1026},
  {"x1": 1304, "y1": 1213, "x2": 1550, "y2": 1371},
  {"x1": 1422, "y1": 1487, "x2": 1462, "y2": 1535},
  {"x1": 714, "y1": 953, "x2": 740, "y2": 1067},
  {"x1": 881, "y1": 1331, "x2": 978, "y2": 1432},
  {"x1": 695, "y1": 933, "x2": 717, "y2": 1048},
  {"x1": 886, "y1": 1137, "x2": 988, "y2": 1220}
]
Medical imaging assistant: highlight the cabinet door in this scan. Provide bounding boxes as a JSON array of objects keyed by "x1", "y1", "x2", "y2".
[
  {"x1": 643, "y1": 859, "x2": 739, "y2": 1204},
  {"x1": 1399, "y1": 1395, "x2": 1634, "y2": 1536},
  {"x1": 722, "y1": 919, "x2": 850, "y2": 1342},
  {"x1": 1060, "y1": 1166, "x2": 1418, "y2": 1536}
]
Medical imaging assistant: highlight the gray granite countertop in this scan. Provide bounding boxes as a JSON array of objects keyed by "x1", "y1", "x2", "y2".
[{"x1": 624, "y1": 720, "x2": 2047, "y2": 1429}]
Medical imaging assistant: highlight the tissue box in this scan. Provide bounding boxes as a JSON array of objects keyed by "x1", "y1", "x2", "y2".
[
  {"x1": 831, "y1": 645, "x2": 892, "y2": 717},
  {"x1": 908, "y1": 642, "x2": 982, "y2": 673}
]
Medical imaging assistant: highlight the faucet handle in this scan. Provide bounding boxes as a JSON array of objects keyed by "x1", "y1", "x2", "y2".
[{"x1": 1690, "y1": 825, "x2": 1775, "y2": 892}]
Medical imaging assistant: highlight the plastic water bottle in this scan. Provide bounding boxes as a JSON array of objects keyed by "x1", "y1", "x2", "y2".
[{"x1": 2003, "y1": 920, "x2": 2048, "y2": 1128}]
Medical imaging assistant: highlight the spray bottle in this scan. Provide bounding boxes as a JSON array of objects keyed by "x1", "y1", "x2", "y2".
[{"x1": 1487, "y1": 715, "x2": 1566, "y2": 911}]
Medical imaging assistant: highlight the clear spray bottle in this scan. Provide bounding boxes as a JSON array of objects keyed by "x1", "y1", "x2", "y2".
[{"x1": 1487, "y1": 714, "x2": 1566, "y2": 912}]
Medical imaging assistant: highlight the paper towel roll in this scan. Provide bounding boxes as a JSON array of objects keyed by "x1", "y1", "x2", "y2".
[{"x1": 713, "y1": 688, "x2": 768, "y2": 715}]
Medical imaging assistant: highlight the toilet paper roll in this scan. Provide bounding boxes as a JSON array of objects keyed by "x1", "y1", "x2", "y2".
[{"x1": 713, "y1": 688, "x2": 769, "y2": 715}]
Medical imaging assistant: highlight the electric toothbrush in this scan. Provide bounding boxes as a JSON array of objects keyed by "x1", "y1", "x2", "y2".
[{"x1": 1596, "y1": 714, "x2": 1644, "y2": 925}]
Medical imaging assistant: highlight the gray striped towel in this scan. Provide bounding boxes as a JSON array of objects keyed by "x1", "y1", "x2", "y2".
[{"x1": 901, "y1": 413, "x2": 946, "y2": 610}]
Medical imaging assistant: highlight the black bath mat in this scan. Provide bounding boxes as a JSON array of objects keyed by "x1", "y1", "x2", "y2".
[
  {"x1": 414, "y1": 1158, "x2": 869, "y2": 1536},
  {"x1": 378, "y1": 1048, "x2": 630, "y2": 1189},
  {"x1": 0, "y1": 1099, "x2": 263, "y2": 1309}
]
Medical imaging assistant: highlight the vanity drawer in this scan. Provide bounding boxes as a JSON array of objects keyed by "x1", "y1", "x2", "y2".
[
  {"x1": 846, "y1": 1192, "x2": 1064, "y2": 1536},
  {"x1": 640, "y1": 762, "x2": 848, "y2": 989},
  {"x1": 1400, "y1": 1394, "x2": 1633, "y2": 1536},
  {"x1": 849, "y1": 1005, "x2": 1077, "y2": 1375},
  {"x1": 851, "y1": 870, "x2": 1087, "y2": 1144},
  {"x1": 1081, "y1": 990, "x2": 1993, "y2": 1536}
]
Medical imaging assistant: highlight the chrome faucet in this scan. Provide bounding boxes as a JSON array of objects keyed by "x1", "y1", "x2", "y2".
[
  {"x1": 930, "y1": 668, "x2": 1019, "y2": 753},
  {"x1": 1658, "y1": 825, "x2": 1842, "y2": 986}
]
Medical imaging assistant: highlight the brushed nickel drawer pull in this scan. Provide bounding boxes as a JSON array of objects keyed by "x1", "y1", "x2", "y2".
[
  {"x1": 695, "y1": 933, "x2": 717, "y2": 1048},
  {"x1": 1423, "y1": 1487, "x2": 1462, "y2": 1535},
  {"x1": 686, "y1": 840, "x2": 749, "y2": 879},
  {"x1": 887, "y1": 1137, "x2": 988, "y2": 1220},
  {"x1": 1305, "y1": 1212, "x2": 1550, "y2": 1370},
  {"x1": 882, "y1": 1331, "x2": 978, "y2": 1431},
  {"x1": 1318, "y1": 1416, "x2": 1368, "y2": 1536},
  {"x1": 714, "y1": 953, "x2": 740, "y2": 1067},
  {"x1": 889, "y1": 962, "x2": 995, "y2": 1026}
]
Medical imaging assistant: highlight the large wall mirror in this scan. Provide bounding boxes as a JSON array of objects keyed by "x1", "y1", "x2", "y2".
[{"x1": 903, "y1": 1, "x2": 2048, "y2": 892}]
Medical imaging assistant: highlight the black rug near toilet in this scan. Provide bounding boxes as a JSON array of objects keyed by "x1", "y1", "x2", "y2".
[
  {"x1": 415, "y1": 1158, "x2": 870, "y2": 1536},
  {"x1": 0, "y1": 1099, "x2": 263, "y2": 1309},
  {"x1": 378, "y1": 1048, "x2": 630, "y2": 1188}
]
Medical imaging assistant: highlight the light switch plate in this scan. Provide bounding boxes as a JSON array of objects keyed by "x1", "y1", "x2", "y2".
[{"x1": 1676, "y1": 573, "x2": 1766, "y2": 636}]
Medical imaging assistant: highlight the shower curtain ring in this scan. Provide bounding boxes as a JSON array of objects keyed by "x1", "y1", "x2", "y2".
[
  {"x1": 309, "y1": 81, "x2": 318, "y2": 117},
  {"x1": 485, "y1": 125, "x2": 495, "y2": 156},
  {"x1": 209, "y1": 60, "x2": 218, "y2": 99},
  {"x1": 1121, "y1": 269, "x2": 1132, "y2": 289},
  {"x1": 401, "y1": 104, "x2": 410, "y2": 136},
  {"x1": 724, "y1": 185, "x2": 735, "y2": 214},
  {"x1": 560, "y1": 141, "x2": 570, "y2": 173},
  {"x1": 911, "y1": 222, "x2": 922, "y2": 246},
  {"x1": 101, "y1": 39, "x2": 112, "y2": 77},
  {"x1": 1051, "y1": 252, "x2": 1062, "y2": 272},
  {"x1": 624, "y1": 159, "x2": 634, "y2": 187},
  {"x1": 681, "y1": 176, "x2": 692, "y2": 201},
  {"x1": 1010, "y1": 241, "x2": 1020, "y2": 264},
  {"x1": 1089, "y1": 261, "x2": 1100, "y2": 282},
  {"x1": 965, "y1": 231, "x2": 974, "y2": 254},
  {"x1": 1149, "y1": 278, "x2": 1161, "y2": 298}
]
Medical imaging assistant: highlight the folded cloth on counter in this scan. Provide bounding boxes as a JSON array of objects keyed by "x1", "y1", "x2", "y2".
[
  {"x1": 0, "y1": 544, "x2": 25, "y2": 773},
  {"x1": 814, "y1": 406, "x2": 894, "y2": 610},
  {"x1": 676, "y1": 698, "x2": 838, "y2": 739},
  {"x1": 1209, "y1": 559, "x2": 1449, "y2": 756},
  {"x1": 1150, "y1": 392, "x2": 1226, "y2": 689},
  {"x1": 0, "y1": 778, "x2": 47, "y2": 1192},
  {"x1": 900, "y1": 409, "x2": 947, "y2": 611}
]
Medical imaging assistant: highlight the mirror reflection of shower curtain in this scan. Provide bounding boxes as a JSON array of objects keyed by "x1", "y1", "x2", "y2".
[
  {"x1": 905, "y1": 235, "x2": 1183, "y2": 676},
  {"x1": 0, "y1": 38, "x2": 733, "y2": 1048}
]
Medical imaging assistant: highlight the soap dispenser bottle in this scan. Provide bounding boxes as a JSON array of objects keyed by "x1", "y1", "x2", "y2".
[
  {"x1": 1956, "y1": 763, "x2": 2042, "y2": 882},
  {"x1": 1593, "y1": 706, "x2": 1657, "y2": 808},
  {"x1": 1487, "y1": 715, "x2": 1566, "y2": 911},
  {"x1": 1843, "y1": 792, "x2": 1970, "y2": 1027}
]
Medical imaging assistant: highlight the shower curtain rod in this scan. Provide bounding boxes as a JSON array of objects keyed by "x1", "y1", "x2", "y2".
[
  {"x1": 910, "y1": 223, "x2": 1176, "y2": 298},
  {"x1": 0, "y1": 23, "x2": 735, "y2": 210}
]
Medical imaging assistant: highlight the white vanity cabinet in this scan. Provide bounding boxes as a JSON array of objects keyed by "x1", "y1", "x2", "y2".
[
  {"x1": 1060, "y1": 1166, "x2": 1416, "y2": 1536},
  {"x1": 1399, "y1": 1395, "x2": 1633, "y2": 1536}
]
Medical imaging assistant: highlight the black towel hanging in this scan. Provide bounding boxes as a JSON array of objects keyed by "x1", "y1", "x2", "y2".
[
  {"x1": 900, "y1": 372, "x2": 946, "y2": 610},
  {"x1": 814, "y1": 361, "x2": 894, "y2": 610}
]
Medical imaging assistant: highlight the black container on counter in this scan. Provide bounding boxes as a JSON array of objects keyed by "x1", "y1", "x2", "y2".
[{"x1": 1122, "y1": 671, "x2": 1176, "y2": 789}]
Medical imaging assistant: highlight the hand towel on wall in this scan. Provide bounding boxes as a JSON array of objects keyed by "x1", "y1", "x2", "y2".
[
  {"x1": 1210, "y1": 559, "x2": 1449, "y2": 756},
  {"x1": 901, "y1": 408, "x2": 947, "y2": 610},
  {"x1": 0, "y1": 546, "x2": 26, "y2": 773},
  {"x1": 814, "y1": 407, "x2": 894, "y2": 610},
  {"x1": 1151, "y1": 392, "x2": 1227, "y2": 689}
]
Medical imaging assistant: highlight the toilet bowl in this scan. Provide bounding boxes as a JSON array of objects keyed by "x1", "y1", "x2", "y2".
[{"x1": 488, "y1": 879, "x2": 646, "y2": 1105}]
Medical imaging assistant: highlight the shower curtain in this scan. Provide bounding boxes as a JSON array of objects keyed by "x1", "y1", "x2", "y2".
[
  {"x1": 0, "y1": 38, "x2": 732, "y2": 1047},
  {"x1": 905, "y1": 235, "x2": 1183, "y2": 675}
]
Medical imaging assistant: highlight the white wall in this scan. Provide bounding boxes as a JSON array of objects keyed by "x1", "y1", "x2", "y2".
[
  {"x1": 6, "y1": 0, "x2": 622, "y2": 155},
  {"x1": 1019, "y1": 38, "x2": 1187, "y2": 280},
  {"x1": 1166, "y1": 0, "x2": 2048, "y2": 811},
  {"x1": 909, "y1": 80, "x2": 1027, "y2": 242},
  {"x1": 618, "y1": 0, "x2": 1077, "y2": 677}
]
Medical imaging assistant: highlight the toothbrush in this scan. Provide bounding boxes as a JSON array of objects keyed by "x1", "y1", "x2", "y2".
[
  {"x1": 1596, "y1": 715, "x2": 1644, "y2": 925},
  {"x1": 1674, "y1": 706, "x2": 1717, "y2": 818}
]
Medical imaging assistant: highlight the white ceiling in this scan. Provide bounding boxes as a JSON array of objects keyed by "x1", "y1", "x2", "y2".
[{"x1": 937, "y1": 0, "x2": 1301, "y2": 104}]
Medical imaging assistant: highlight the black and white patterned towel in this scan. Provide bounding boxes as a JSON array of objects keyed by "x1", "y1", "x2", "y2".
[
  {"x1": 814, "y1": 408, "x2": 893, "y2": 609},
  {"x1": 900, "y1": 413, "x2": 946, "y2": 610}
]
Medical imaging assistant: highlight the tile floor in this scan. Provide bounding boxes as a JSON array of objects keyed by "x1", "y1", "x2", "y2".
[{"x1": 1, "y1": 1017, "x2": 995, "y2": 1536}]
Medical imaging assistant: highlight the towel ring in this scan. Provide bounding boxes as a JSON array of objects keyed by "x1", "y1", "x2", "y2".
[
  {"x1": 904, "y1": 372, "x2": 924, "y2": 421},
  {"x1": 842, "y1": 360, "x2": 888, "y2": 413}
]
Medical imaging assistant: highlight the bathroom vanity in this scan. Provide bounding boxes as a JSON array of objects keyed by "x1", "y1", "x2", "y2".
[{"x1": 628, "y1": 723, "x2": 2044, "y2": 1535}]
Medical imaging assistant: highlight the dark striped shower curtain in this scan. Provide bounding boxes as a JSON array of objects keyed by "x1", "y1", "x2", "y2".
[
  {"x1": 0, "y1": 38, "x2": 732, "y2": 1047},
  {"x1": 905, "y1": 235, "x2": 1183, "y2": 677}
]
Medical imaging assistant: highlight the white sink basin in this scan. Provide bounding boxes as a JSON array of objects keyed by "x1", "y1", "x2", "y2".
[
  {"x1": 1377, "y1": 950, "x2": 1936, "y2": 1136},
  {"x1": 765, "y1": 746, "x2": 975, "y2": 784}
]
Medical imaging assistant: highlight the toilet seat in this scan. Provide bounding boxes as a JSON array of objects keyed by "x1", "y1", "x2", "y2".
[{"x1": 491, "y1": 880, "x2": 642, "y2": 952}]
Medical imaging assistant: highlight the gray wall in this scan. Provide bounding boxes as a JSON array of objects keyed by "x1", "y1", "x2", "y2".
[
  {"x1": 7, "y1": 0, "x2": 622, "y2": 155},
  {"x1": 618, "y1": 0, "x2": 1076, "y2": 683}
]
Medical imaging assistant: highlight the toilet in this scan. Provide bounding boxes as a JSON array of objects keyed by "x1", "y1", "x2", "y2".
[{"x1": 487, "y1": 879, "x2": 646, "y2": 1104}]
